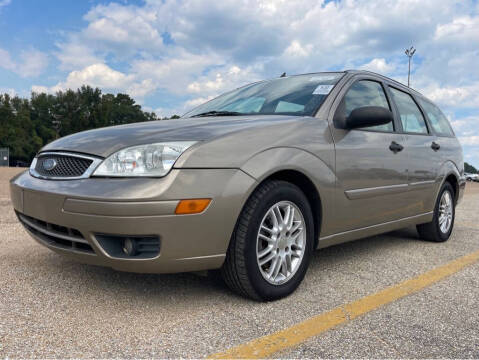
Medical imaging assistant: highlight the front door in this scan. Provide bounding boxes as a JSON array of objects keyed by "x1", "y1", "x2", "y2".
[{"x1": 329, "y1": 78, "x2": 409, "y2": 234}]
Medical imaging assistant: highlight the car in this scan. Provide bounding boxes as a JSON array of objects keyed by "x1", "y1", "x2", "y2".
[
  {"x1": 465, "y1": 173, "x2": 479, "y2": 182},
  {"x1": 10, "y1": 70, "x2": 466, "y2": 301}
]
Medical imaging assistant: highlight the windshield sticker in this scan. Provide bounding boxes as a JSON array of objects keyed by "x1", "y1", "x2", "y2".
[
  {"x1": 309, "y1": 75, "x2": 339, "y2": 82},
  {"x1": 312, "y1": 84, "x2": 334, "y2": 95}
]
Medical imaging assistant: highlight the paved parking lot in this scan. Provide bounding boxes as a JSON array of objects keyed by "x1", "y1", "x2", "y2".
[{"x1": 1, "y1": 167, "x2": 478, "y2": 358}]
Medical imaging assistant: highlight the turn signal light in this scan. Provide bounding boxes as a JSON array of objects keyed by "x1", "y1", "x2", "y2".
[{"x1": 175, "y1": 199, "x2": 211, "y2": 214}]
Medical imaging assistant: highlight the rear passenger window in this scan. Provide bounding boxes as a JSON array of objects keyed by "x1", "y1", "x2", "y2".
[
  {"x1": 389, "y1": 88, "x2": 428, "y2": 134},
  {"x1": 417, "y1": 98, "x2": 454, "y2": 136},
  {"x1": 343, "y1": 80, "x2": 393, "y2": 132}
]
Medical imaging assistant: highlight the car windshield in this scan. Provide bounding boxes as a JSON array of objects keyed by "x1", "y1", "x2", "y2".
[{"x1": 183, "y1": 72, "x2": 344, "y2": 118}]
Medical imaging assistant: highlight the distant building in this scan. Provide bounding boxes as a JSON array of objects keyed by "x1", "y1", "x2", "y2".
[{"x1": 0, "y1": 148, "x2": 9, "y2": 166}]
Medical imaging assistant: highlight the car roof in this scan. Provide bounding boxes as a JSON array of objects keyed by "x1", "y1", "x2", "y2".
[
  {"x1": 235, "y1": 70, "x2": 430, "y2": 105},
  {"x1": 284, "y1": 70, "x2": 426, "y2": 99},
  {"x1": 343, "y1": 69, "x2": 425, "y2": 98}
]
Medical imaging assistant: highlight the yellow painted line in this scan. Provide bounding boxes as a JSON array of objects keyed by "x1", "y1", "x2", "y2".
[{"x1": 210, "y1": 250, "x2": 479, "y2": 359}]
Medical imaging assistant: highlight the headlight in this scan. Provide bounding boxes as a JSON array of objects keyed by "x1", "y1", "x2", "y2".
[{"x1": 92, "y1": 142, "x2": 196, "y2": 177}]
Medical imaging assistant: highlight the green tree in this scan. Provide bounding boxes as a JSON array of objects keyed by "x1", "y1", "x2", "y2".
[
  {"x1": 0, "y1": 87, "x2": 162, "y2": 165},
  {"x1": 465, "y1": 162, "x2": 478, "y2": 174}
]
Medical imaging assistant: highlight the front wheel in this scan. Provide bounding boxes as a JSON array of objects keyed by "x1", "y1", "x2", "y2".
[
  {"x1": 416, "y1": 182, "x2": 455, "y2": 242},
  {"x1": 221, "y1": 180, "x2": 314, "y2": 301}
]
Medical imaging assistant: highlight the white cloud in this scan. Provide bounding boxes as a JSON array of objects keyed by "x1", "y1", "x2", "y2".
[
  {"x1": 0, "y1": 0, "x2": 10, "y2": 9},
  {"x1": 359, "y1": 58, "x2": 396, "y2": 74},
  {"x1": 0, "y1": 48, "x2": 16, "y2": 71},
  {"x1": 0, "y1": 48, "x2": 48, "y2": 77},
  {"x1": 419, "y1": 83, "x2": 479, "y2": 109},
  {"x1": 450, "y1": 116, "x2": 478, "y2": 133},
  {"x1": 434, "y1": 16, "x2": 479, "y2": 43},
  {"x1": 184, "y1": 96, "x2": 215, "y2": 108},
  {"x1": 59, "y1": 63, "x2": 134, "y2": 90},
  {"x1": 126, "y1": 79, "x2": 157, "y2": 98},
  {"x1": 50, "y1": 0, "x2": 479, "y2": 88},
  {"x1": 33, "y1": 63, "x2": 137, "y2": 95},
  {"x1": 448, "y1": 114, "x2": 479, "y2": 151},
  {"x1": 132, "y1": 50, "x2": 224, "y2": 95},
  {"x1": 83, "y1": 3, "x2": 164, "y2": 54},
  {"x1": 186, "y1": 65, "x2": 260, "y2": 96},
  {"x1": 459, "y1": 136, "x2": 479, "y2": 146},
  {"x1": 0, "y1": 87, "x2": 16, "y2": 96},
  {"x1": 55, "y1": 40, "x2": 103, "y2": 70},
  {"x1": 284, "y1": 41, "x2": 313, "y2": 58},
  {"x1": 19, "y1": 49, "x2": 49, "y2": 77},
  {"x1": 31, "y1": 85, "x2": 49, "y2": 94}
]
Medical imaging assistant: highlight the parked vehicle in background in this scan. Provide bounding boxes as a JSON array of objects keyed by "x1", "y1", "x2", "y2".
[
  {"x1": 465, "y1": 173, "x2": 479, "y2": 182},
  {"x1": 13, "y1": 160, "x2": 30, "y2": 167},
  {"x1": 10, "y1": 70, "x2": 465, "y2": 301}
]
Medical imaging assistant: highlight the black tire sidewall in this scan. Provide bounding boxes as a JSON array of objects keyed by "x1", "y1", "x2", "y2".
[
  {"x1": 243, "y1": 182, "x2": 314, "y2": 301},
  {"x1": 434, "y1": 183, "x2": 455, "y2": 241}
]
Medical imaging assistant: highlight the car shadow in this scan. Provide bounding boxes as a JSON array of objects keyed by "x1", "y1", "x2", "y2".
[{"x1": 31, "y1": 225, "x2": 423, "y2": 306}]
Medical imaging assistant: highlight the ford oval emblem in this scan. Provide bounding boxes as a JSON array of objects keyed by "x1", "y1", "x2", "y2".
[{"x1": 42, "y1": 158, "x2": 57, "y2": 171}]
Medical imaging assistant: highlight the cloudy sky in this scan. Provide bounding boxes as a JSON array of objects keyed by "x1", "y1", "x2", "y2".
[{"x1": 0, "y1": 0, "x2": 478, "y2": 166}]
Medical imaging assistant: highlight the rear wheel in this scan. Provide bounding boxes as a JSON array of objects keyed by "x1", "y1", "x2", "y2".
[
  {"x1": 416, "y1": 182, "x2": 455, "y2": 242},
  {"x1": 221, "y1": 180, "x2": 314, "y2": 301}
]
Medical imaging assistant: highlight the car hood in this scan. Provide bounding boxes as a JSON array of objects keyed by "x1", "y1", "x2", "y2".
[{"x1": 40, "y1": 115, "x2": 301, "y2": 158}]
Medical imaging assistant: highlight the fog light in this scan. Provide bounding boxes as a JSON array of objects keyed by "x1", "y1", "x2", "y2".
[{"x1": 122, "y1": 238, "x2": 137, "y2": 256}]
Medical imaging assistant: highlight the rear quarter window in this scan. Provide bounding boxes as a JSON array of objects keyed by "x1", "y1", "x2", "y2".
[{"x1": 417, "y1": 98, "x2": 454, "y2": 137}]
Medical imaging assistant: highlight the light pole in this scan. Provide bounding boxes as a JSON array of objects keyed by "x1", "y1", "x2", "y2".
[{"x1": 405, "y1": 46, "x2": 416, "y2": 87}]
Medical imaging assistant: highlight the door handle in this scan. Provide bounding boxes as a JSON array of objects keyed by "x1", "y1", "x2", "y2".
[
  {"x1": 389, "y1": 141, "x2": 404, "y2": 153},
  {"x1": 431, "y1": 141, "x2": 441, "y2": 151}
]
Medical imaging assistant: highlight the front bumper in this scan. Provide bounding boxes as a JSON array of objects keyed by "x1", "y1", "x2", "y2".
[{"x1": 10, "y1": 169, "x2": 256, "y2": 273}]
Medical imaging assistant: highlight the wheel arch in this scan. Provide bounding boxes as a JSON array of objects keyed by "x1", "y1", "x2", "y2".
[
  {"x1": 445, "y1": 173, "x2": 459, "y2": 203},
  {"x1": 259, "y1": 170, "x2": 322, "y2": 249},
  {"x1": 240, "y1": 147, "x2": 336, "y2": 247},
  {"x1": 436, "y1": 160, "x2": 464, "y2": 205}
]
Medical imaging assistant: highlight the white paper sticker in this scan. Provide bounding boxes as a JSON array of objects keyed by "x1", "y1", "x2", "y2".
[
  {"x1": 312, "y1": 84, "x2": 334, "y2": 95},
  {"x1": 309, "y1": 75, "x2": 338, "y2": 82}
]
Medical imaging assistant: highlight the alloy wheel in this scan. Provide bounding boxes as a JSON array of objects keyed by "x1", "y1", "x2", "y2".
[
  {"x1": 256, "y1": 201, "x2": 306, "y2": 285},
  {"x1": 438, "y1": 190, "x2": 453, "y2": 234}
]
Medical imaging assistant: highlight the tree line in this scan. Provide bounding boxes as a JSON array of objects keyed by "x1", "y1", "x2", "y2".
[
  {"x1": 0, "y1": 86, "x2": 179, "y2": 165},
  {"x1": 465, "y1": 162, "x2": 478, "y2": 174}
]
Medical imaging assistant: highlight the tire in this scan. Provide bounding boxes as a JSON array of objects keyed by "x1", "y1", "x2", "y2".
[
  {"x1": 416, "y1": 182, "x2": 455, "y2": 242},
  {"x1": 221, "y1": 180, "x2": 314, "y2": 301}
]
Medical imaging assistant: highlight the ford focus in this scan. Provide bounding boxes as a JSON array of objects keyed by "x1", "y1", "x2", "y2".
[{"x1": 10, "y1": 70, "x2": 465, "y2": 300}]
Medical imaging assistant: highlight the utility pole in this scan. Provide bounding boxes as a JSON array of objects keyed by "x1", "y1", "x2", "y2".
[{"x1": 405, "y1": 46, "x2": 416, "y2": 87}]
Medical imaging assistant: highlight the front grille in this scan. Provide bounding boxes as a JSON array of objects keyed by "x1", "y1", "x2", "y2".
[
  {"x1": 17, "y1": 212, "x2": 95, "y2": 254},
  {"x1": 34, "y1": 154, "x2": 93, "y2": 178}
]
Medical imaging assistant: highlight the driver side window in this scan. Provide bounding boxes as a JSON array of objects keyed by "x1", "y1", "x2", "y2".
[{"x1": 342, "y1": 80, "x2": 393, "y2": 132}]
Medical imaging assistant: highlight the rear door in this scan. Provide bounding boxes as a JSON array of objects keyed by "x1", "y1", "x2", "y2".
[
  {"x1": 415, "y1": 96, "x2": 463, "y2": 204},
  {"x1": 329, "y1": 77, "x2": 409, "y2": 234},
  {"x1": 387, "y1": 86, "x2": 438, "y2": 215}
]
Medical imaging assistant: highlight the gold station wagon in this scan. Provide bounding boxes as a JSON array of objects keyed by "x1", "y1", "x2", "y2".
[{"x1": 11, "y1": 70, "x2": 465, "y2": 300}]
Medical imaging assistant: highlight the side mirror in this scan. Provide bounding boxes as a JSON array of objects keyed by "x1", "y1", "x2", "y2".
[{"x1": 336, "y1": 106, "x2": 393, "y2": 130}]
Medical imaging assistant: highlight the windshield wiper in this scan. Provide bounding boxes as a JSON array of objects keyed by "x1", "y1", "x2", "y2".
[{"x1": 191, "y1": 110, "x2": 243, "y2": 117}]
